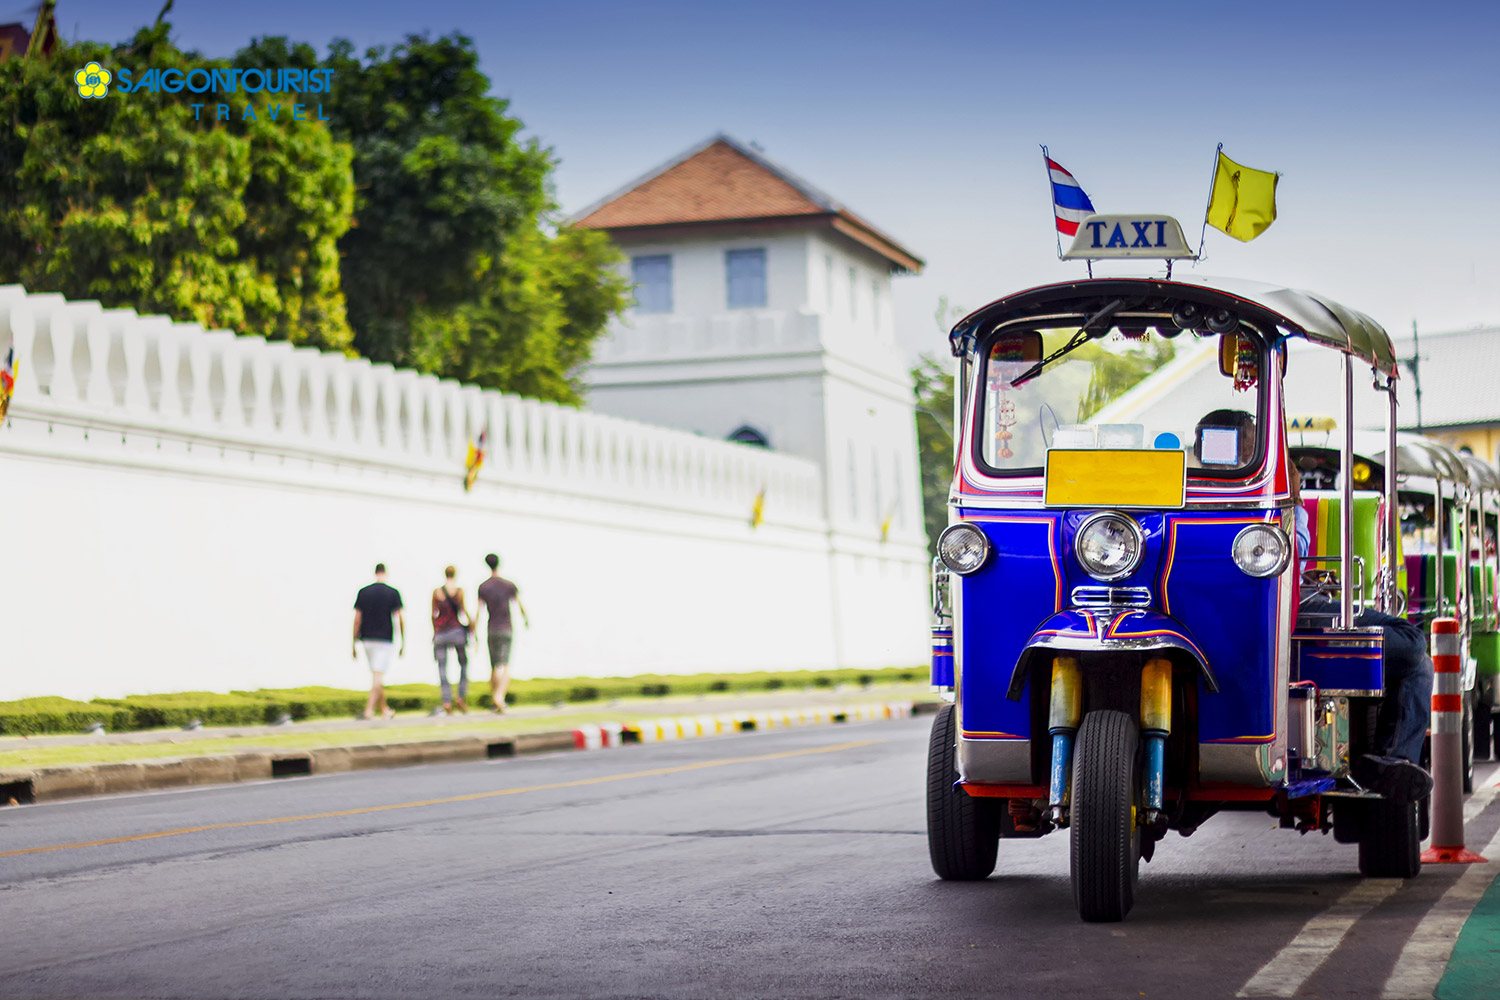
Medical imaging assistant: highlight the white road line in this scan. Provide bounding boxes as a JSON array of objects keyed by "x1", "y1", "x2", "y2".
[
  {"x1": 1237, "y1": 880, "x2": 1404, "y2": 998},
  {"x1": 1381, "y1": 821, "x2": 1500, "y2": 1000},
  {"x1": 1461, "y1": 776, "x2": 1500, "y2": 824}
]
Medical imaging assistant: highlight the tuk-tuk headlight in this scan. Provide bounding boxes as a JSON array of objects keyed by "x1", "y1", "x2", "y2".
[
  {"x1": 1233, "y1": 524, "x2": 1291, "y2": 578},
  {"x1": 938, "y1": 523, "x2": 991, "y2": 575},
  {"x1": 1075, "y1": 512, "x2": 1145, "y2": 582}
]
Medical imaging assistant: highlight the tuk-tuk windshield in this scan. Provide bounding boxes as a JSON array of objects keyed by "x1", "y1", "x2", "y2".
[{"x1": 976, "y1": 325, "x2": 1267, "y2": 479}]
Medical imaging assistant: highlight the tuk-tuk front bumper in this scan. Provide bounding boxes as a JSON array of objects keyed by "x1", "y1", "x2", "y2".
[{"x1": 1005, "y1": 609, "x2": 1218, "y2": 702}]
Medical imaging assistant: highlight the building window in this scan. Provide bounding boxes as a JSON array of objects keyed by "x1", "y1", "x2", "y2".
[
  {"x1": 631, "y1": 255, "x2": 673, "y2": 314},
  {"x1": 824, "y1": 254, "x2": 834, "y2": 309},
  {"x1": 849, "y1": 267, "x2": 858, "y2": 317},
  {"x1": 726, "y1": 248, "x2": 767, "y2": 308}
]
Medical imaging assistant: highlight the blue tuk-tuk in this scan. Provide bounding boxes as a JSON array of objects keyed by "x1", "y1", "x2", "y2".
[{"x1": 926, "y1": 225, "x2": 1422, "y2": 921}]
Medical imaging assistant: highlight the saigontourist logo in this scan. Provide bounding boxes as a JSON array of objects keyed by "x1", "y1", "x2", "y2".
[
  {"x1": 75, "y1": 62, "x2": 111, "y2": 98},
  {"x1": 74, "y1": 63, "x2": 334, "y2": 122}
]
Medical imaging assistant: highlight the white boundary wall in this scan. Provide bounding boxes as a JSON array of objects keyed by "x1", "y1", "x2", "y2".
[{"x1": 0, "y1": 286, "x2": 928, "y2": 702}]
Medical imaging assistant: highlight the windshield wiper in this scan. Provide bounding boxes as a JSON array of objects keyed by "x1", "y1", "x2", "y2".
[{"x1": 1008, "y1": 298, "x2": 1127, "y2": 388}]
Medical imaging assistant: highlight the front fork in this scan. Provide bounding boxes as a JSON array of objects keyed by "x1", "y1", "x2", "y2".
[{"x1": 1046, "y1": 656, "x2": 1172, "y2": 828}]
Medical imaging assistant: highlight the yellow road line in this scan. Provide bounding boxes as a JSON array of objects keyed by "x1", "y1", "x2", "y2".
[{"x1": 1, "y1": 739, "x2": 883, "y2": 858}]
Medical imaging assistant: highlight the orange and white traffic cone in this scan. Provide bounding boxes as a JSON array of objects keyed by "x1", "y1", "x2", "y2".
[{"x1": 1421, "y1": 618, "x2": 1487, "y2": 864}]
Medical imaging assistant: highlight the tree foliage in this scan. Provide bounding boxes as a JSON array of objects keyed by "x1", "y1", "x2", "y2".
[
  {"x1": 912, "y1": 352, "x2": 956, "y2": 553},
  {"x1": 236, "y1": 33, "x2": 629, "y2": 403},
  {"x1": 0, "y1": 23, "x2": 354, "y2": 350}
]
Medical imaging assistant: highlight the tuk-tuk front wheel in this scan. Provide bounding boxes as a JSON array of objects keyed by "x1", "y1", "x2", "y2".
[
  {"x1": 926, "y1": 703, "x2": 999, "y2": 880},
  {"x1": 1070, "y1": 710, "x2": 1142, "y2": 922}
]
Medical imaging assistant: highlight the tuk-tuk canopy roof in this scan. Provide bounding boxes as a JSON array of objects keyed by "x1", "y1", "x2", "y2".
[
  {"x1": 950, "y1": 276, "x2": 1399, "y2": 377},
  {"x1": 1461, "y1": 454, "x2": 1500, "y2": 492},
  {"x1": 1394, "y1": 437, "x2": 1470, "y2": 484},
  {"x1": 1288, "y1": 429, "x2": 1470, "y2": 484}
]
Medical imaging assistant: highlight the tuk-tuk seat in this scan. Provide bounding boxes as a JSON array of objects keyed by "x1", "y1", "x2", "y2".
[{"x1": 1300, "y1": 492, "x2": 1394, "y2": 611}]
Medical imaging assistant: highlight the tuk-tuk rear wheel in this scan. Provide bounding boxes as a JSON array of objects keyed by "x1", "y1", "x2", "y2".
[
  {"x1": 926, "y1": 703, "x2": 1000, "y2": 880},
  {"x1": 1070, "y1": 710, "x2": 1142, "y2": 922},
  {"x1": 1357, "y1": 797, "x2": 1421, "y2": 878}
]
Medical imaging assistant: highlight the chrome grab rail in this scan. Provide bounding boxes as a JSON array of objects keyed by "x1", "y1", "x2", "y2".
[{"x1": 1070, "y1": 585, "x2": 1152, "y2": 609}]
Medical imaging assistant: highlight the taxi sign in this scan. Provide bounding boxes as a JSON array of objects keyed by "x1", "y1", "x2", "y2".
[
  {"x1": 1288, "y1": 416, "x2": 1338, "y2": 432},
  {"x1": 1062, "y1": 214, "x2": 1198, "y2": 260}
]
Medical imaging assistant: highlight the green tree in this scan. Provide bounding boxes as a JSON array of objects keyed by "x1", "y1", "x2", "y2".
[
  {"x1": 0, "y1": 23, "x2": 354, "y2": 350},
  {"x1": 237, "y1": 33, "x2": 628, "y2": 402},
  {"x1": 913, "y1": 352, "x2": 956, "y2": 553}
]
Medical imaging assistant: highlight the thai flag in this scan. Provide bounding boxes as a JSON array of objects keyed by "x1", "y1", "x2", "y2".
[{"x1": 1047, "y1": 157, "x2": 1096, "y2": 236}]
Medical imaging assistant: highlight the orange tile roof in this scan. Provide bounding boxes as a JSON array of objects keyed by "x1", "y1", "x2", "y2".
[
  {"x1": 573, "y1": 135, "x2": 923, "y2": 273},
  {"x1": 574, "y1": 139, "x2": 825, "y2": 228}
]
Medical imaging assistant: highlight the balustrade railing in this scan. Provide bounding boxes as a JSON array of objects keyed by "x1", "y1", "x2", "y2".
[{"x1": 0, "y1": 286, "x2": 824, "y2": 523}]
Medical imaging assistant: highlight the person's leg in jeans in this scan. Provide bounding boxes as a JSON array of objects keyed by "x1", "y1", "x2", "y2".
[
  {"x1": 454, "y1": 642, "x2": 469, "y2": 711},
  {"x1": 1299, "y1": 599, "x2": 1432, "y2": 800},
  {"x1": 435, "y1": 643, "x2": 453, "y2": 710},
  {"x1": 1355, "y1": 608, "x2": 1434, "y2": 763}
]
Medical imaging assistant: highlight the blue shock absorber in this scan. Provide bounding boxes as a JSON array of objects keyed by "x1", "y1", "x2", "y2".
[
  {"x1": 1048, "y1": 657, "x2": 1082, "y2": 824},
  {"x1": 1144, "y1": 732, "x2": 1167, "y2": 813}
]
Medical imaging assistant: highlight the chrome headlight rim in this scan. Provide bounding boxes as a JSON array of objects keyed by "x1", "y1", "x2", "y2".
[
  {"x1": 937, "y1": 522, "x2": 992, "y2": 576},
  {"x1": 1232, "y1": 523, "x2": 1291, "y2": 578},
  {"x1": 1074, "y1": 511, "x2": 1146, "y2": 583}
]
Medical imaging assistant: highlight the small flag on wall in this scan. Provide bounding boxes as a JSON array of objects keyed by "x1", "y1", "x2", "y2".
[
  {"x1": 0, "y1": 347, "x2": 17, "y2": 423},
  {"x1": 750, "y1": 486, "x2": 766, "y2": 528},
  {"x1": 1043, "y1": 149, "x2": 1097, "y2": 236},
  {"x1": 463, "y1": 424, "x2": 488, "y2": 491},
  {"x1": 880, "y1": 503, "x2": 897, "y2": 543},
  {"x1": 1206, "y1": 148, "x2": 1279, "y2": 242}
]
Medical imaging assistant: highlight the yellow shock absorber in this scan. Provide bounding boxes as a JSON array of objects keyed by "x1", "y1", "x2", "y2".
[
  {"x1": 1047, "y1": 656, "x2": 1082, "y2": 820},
  {"x1": 1049, "y1": 656, "x2": 1083, "y2": 732},
  {"x1": 1140, "y1": 657, "x2": 1172, "y2": 818},
  {"x1": 1140, "y1": 657, "x2": 1173, "y2": 734}
]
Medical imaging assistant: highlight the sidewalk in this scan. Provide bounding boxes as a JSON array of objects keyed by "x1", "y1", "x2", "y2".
[{"x1": 0, "y1": 683, "x2": 938, "y2": 805}]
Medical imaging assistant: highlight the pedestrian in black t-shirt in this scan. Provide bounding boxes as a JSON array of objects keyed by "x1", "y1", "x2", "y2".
[{"x1": 353, "y1": 563, "x2": 405, "y2": 720}]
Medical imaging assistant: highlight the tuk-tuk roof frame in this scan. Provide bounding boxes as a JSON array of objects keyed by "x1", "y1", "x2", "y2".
[{"x1": 950, "y1": 276, "x2": 1399, "y2": 377}]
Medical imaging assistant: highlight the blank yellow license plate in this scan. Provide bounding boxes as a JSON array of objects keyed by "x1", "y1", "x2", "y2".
[{"x1": 1044, "y1": 450, "x2": 1186, "y2": 508}]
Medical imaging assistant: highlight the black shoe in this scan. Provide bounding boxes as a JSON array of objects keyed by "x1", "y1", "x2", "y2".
[{"x1": 1352, "y1": 754, "x2": 1434, "y2": 803}]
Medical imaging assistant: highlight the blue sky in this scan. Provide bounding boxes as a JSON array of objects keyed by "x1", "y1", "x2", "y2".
[{"x1": 30, "y1": 0, "x2": 1500, "y2": 359}]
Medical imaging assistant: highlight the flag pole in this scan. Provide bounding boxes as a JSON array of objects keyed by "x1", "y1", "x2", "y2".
[
  {"x1": 1195, "y1": 142, "x2": 1222, "y2": 265},
  {"x1": 1041, "y1": 145, "x2": 1062, "y2": 260}
]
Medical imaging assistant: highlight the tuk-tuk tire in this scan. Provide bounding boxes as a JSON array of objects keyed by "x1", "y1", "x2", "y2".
[
  {"x1": 926, "y1": 703, "x2": 999, "y2": 881},
  {"x1": 1357, "y1": 798, "x2": 1421, "y2": 879},
  {"x1": 1070, "y1": 710, "x2": 1141, "y2": 923}
]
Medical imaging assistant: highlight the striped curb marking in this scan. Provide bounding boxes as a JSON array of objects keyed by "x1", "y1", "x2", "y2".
[{"x1": 572, "y1": 701, "x2": 915, "y2": 748}]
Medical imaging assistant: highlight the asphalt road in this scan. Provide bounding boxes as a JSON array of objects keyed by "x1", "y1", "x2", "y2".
[{"x1": 2, "y1": 716, "x2": 1497, "y2": 1000}]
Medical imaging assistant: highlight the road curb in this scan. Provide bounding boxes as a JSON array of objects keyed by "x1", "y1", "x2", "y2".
[{"x1": 0, "y1": 699, "x2": 925, "y2": 806}]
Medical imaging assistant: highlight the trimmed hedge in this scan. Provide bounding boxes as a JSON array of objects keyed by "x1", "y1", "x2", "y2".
[
  {"x1": 0, "y1": 666, "x2": 923, "y2": 736},
  {"x1": 0, "y1": 697, "x2": 134, "y2": 736}
]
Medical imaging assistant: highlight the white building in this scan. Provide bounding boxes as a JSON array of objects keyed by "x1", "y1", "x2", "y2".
[
  {"x1": 574, "y1": 134, "x2": 931, "y2": 667},
  {"x1": 0, "y1": 137, "x2": 931, "y2": 703}
]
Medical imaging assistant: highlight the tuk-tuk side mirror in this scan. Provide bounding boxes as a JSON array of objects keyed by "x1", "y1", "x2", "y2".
[
  {"x1": 1219, "y1": 333, "x2": 1261, "y2": 391},
  {"x1": 1219, "y1": 333, "x2": 1248, "y2": 376}
]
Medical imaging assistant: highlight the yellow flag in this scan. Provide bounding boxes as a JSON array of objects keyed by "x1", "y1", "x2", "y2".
[
  {"x1": 750, "y1": 487, "x2": 766, "y2": 528},
  {"x1": 1206, "y1": 151, "x2": 1278, "y2": 242}
]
